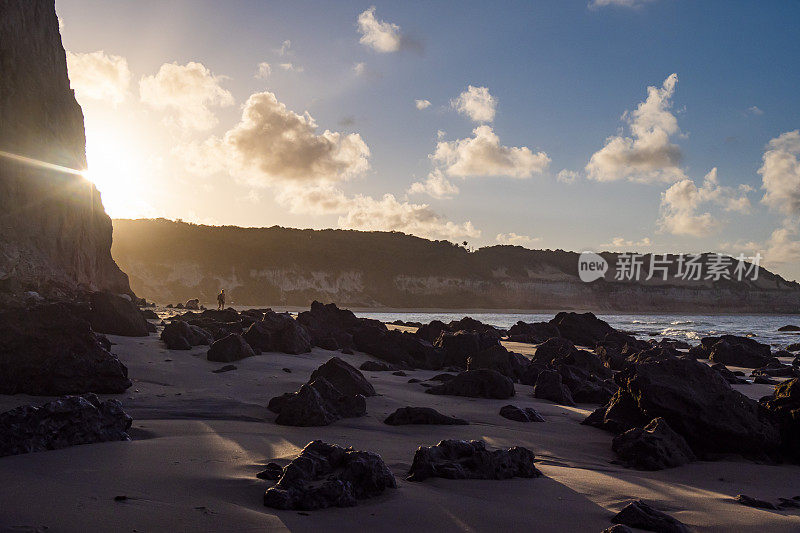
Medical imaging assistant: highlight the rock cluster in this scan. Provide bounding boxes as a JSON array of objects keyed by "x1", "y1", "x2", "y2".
[
  {"x1": 406, "y1": 439, "x2": 541, "y2": 482},
  {"x1": 611, "y1": 500, "x2": 689, "y2": 533},
  {"x1": 0, "y1": 394, "x2": 132, "y2": 457},
  {"x1": 263, "y1": 441, "x2": 396, "y2": 510},
  {"x1": 611, "y1": 417, "x2": 696, "y2": 470},
  {"x1": 425, "y1": 369, "x2": 515, "y2": 399}
]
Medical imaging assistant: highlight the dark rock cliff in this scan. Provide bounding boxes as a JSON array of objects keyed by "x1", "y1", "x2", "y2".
[{"x1": 0, "y1": 0, "x2": 132, "y2": 302}]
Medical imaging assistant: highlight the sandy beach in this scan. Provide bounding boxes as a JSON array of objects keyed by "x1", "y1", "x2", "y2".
[{"x1": 1, "y1": 325, "x2": 799, "y2": 533}]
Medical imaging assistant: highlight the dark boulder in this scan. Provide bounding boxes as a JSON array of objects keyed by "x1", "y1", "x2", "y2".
[
  {"x1": 353, "y1": 326, "x2": 443, "y2": 369},
  {"x1": 384, "y1": 407, "x2": 468, "y2": 425},
  {"x1": 695, "y1": 335, "x2": 773, "y2": 368},
  {"x1": 710, "y1": 363, "x2": 749, "y2": 385},
  {"x1": 735, "y1": 494, "x2": 777, "y2": 510},
  {"x1": 161, "y1": 320, "x2": 213, "y2": 350},
  {"x1": 0, "y1": 394, "x2": 132, "y2": 457},
  {"x1": 507, "y1": 321, "x2": 560, "y2": 344},
  {"x1": 89, "y1": 292, "x2": 149, "y2": 337},
  {"x1": 415, "y1": 320, "x2": 448, "y2": 343},
  {"x1": 296, "y1": 301, "x2": 363, "y2": 349},
  {"x1": 0, "y1": 303, "x2": 131, "y2": 395},
  {"x1": 140, "y1": 309, "x2": 158, "y2": 320},
  {"x1": 787, "y1": 343, "x2": 800, "y2": 352},
  {"x1": 760, "y1": 378, "x2": 800, "y2": 462},
  {"x1": 406, "y1": 439, "x2": 541, "y2": 482},
  {"x1": 549, "y1": 312, "x2": 642, "y2": 349},
  {"x1": 263, "y1": 440, "x2": 396, "y2": 510},
  {"x1": 446, "y1": 317, "x2": 505, "y2": 338},
  {"x1": 270, "y1": 377, "x2": 366, "y2": 426},
  {"x1": 243, "y1": 312, "x2": 311, "y2": 355},
  {"x1": 309, "y1": 357, "x2": 376, "y2": 397},
  {"x1": 611, "y1": 500, "x2": 689, "y2": 533},
  {"x1": 499, "y1": 405, "x2": 545, "y2": 423},
  {"x1": 425, "y1": 369, "x2": 515, "y2": 399},
  {"x1": 207, "y1": 333, "x2": 256, "y2": 363},
  {"x1": 584, "y1": 357, "x2": 781, "y2": 460},
  {"x1": 778, "y1": 325, "x2": 800, "y2": 332},
  {"x1": 533, "y1": 370, "x2": 575, "y2": 406},
  {"x1": 434, "y1": 330, "x2": 499, "y2": 368},
  {"x1": 611, "y1": 417, "x2": 696, "y2": 470},
  {"x1": 256, "y1": 462, "x2": 284, "y2": 481},
  {"x1": 466, "y1": 344, "x2": 529, "y2": 381},
  {"x1": 359, "y1": 360, "x2": 395, "y2": 371}
]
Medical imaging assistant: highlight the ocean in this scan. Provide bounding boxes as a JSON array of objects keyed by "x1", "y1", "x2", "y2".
[{"x1": 354, "y1": 312, "x2": 800, "y2": 348}]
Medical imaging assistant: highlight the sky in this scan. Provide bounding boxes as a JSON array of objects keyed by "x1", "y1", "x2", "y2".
[{"x1": 56, "y1": 0, "x2": 800, "y2": 280}]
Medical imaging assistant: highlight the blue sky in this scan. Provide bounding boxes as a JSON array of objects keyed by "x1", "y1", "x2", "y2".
[{"x1": 56, "y1": 0, "x2": 800, "y2": 279}]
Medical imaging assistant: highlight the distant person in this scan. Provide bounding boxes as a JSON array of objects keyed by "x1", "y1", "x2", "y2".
[{"x1": 217, "y1": 289, "x2": 225, "y2": 310}]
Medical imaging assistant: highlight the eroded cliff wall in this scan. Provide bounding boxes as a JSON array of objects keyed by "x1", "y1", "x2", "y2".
[{"x1": 0, "y1": 0, "x2": 132, "y2": 301}]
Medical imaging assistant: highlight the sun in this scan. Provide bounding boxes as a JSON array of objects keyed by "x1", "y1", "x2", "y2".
[{"x1": 82, "y1": 130, "x2": 153, "y2": 219}]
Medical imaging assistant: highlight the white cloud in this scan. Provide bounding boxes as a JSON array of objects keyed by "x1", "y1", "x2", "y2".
[
  {"x1": 139, "y1": 61, "x2": 234, "y2": 130},
  {"x1": 586, "y1": 73, "x2": 684, "y2": 183},
  {"x1": 589, "y1": 0, "x2": 654, "y2": 8},
  {"x1": 451, "y1": 86, "x2": 496, "y2": 123},
  {"x1": 557, "y1": 169, "x2": 580, "y2": 184},
  {"x1": 278, "y1": 40, "x2": 292, "y2": 56},
  {"x1": 604, "y1": 236, "x2": 652, "y2": 248},
  {"x1": 496, "y1": 233, "x2": 541, "y2": 246},
  {"x1": 408, "y1": 169, "x2": 459, "y2": 199},
  {"x1": 279, "y1": 62, "x2": 304, "y2": 72},
  {"x1": 432, "y1": 125, "x2": 550, "y2": 178},
  {"x1": 276, "y1": 185, "x2": 479, "y2": 241},
  {"x1": 255, "y1": 62, "x2": 271, "y2": 79},
  {"x1": 765, "y1": 225, "x2": 800, "y2": 265},
  {"x1": 353, "y1": 62, "x2": 366, "y2": 76},
  {"x1": 657, "y1": 168, "x2": 752, "y2": 237},
  {"x1": 747, "y1": 105, "x2": 764, "y2": 116},
  {"x1": 357, "y1": 7, "x2": 402, "y2": 53},
  {"x1": 437, "y1": 130, "x2": 446, "y2": 139},
  {"x1": 66, "y1": 50, "x2": 131, "y2": 105},
  {"x1": 760, "y1": 130, "x2": 800, "y2": 217},
  {"x1": 181, "y1": 91, "x2": 370, "y2": 185},
  {"x1": 415, "y1": 99, "x2": 432, "y2": 110}
]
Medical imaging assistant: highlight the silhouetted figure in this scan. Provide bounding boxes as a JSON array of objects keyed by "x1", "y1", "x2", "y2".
[{"x1": 217, "y1": 289, "x2": 225, "y2": 310}]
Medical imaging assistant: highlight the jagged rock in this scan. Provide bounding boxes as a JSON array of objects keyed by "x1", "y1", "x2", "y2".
[
  {"x1": 353, "y1": 326, "x2": 443, "y2": 369},
  {"x1": 425, "y1": 369, "x2": 515, "y2": 399},
  {"x1": 360, "y1": 360, "x2": 392, "y2": 371},
  {"x1": 435, "y1": 330, "x2": 499, "y2": 368},
  {"x1": 752, "y1": 361, "x2": 797, "y2": 377},
  {"x1": 184, "y1": 298, "x2": 200, "y2": 310},
  {"x1": 207, "y1": 333, "x2": 256, "y2": 363},
  {"x1": 256, "y1": 462, "x2": 283, "y2": 481},
  {"x1": 533, "y1": 370, "x2": 575, "y2": 406},
  {"x1": 0, "y1": 303, "x2": 131, "y2": 395},
  {"x1": 161, "y1": 320, "x2": 213, "y2": 350},
  {"x1": 711, "y1": 363, "x2": 749, "y2": 385},
  {"x1": 309, "y1": 357, "x2": 376, "y2": 397},
  {"x1": 760, "y1": 378, "x2": 800, "y2": 462},
  {"x1": 549, "y1": 312, "x2": 642, "y2": 349},
  {"x1": 584, "y1": 357, "x2": 781, "y2": 460},
  {"x1": 753, "y1": 375, "x2": 777, "y2": 385},
  {"x1": 612, "y1": 418, "x2": 696, "y2": 470},
  {"x1": 446, "y1": 317, "x2": 505, "y2": 338},
  {"x1": 499, "y1": 405, "x2": 545, "y2": 422},
  {"x1": 140, "y1": 309, "x2": 158, "y2": 320},
  {"x1": 692, "y1": 335, "x2": 774, "y2": 368},
  {"x1": 263, "y1": 440, "x2": 396, "y2": 510},
  {"x1": 243, "y1": 312, "x2": 311, "y2": 355},
  {"x1": 384, "y1": 407, "x2": 468, "y2": 425},
  {"x1": 507, "y1": 321, "x2": 560, "y2": 344},
  {"x1": 296, "y1": 301, "x2": 362, "y2": 349},
  {"x1": 597, "y1": 345, "x2": 627, "y2": 371},
  {"x1": 406, "y1": 439, "x2": 541, "y2": 482},
  {"x1": 735, "y1": 494, "x2": 777, "y2": 510},
  {"x1": 89, "y1": 292, "x2": 149, "y2": 337},
  {"x1": 779, "y1": 325, "x2": 800, "y2": 332},
  {"x1": 415, "y1": 320, "x2": 448, "y2": 343},
  {"x1": 611, "y1": 500, "x2": 689, "y2": 533},
  {"x1": 0, "y1": 394, "x2": 131, "y2": 457},
  {"x1": 466, "y1": 344, "x2": 529, "y2": 381},
  {"x1": 428, "y1": 373, "x2": 456, "y2": 382},
  {"x1": 787, "y1": 343, "x2": 800, "y2": 352},
  {"x1": 270, "y1": 377, "x2": 366, "y2": 426}
]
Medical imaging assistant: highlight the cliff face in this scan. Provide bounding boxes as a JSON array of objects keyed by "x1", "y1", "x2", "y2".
[
  {"x1": 0, "y1": 0, "x2": 132, "y2": 301},
  {"x1": 112, "y1": 219, "x2": 800, "y2": 313}
]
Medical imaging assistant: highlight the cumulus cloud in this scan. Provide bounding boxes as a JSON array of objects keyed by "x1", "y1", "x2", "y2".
[
  {"x1": 760, "y1": 130, "x2": 800, "y2": 217},
  {"x1": 604, "y1": 236, "x2": 652, "y2": 248},
  {"x1": 451, "y1": 86, "x2": 496, "y2": 123},
  {"x1": 278, "y1": 40, "x2": 292, "y2": 56},
  {"x1": 357, "y1": 6, "x2": 402, "y2": 53},
  {"x1": 255, "y1": 62, "x2": 271, "y2": 79},
  {"x1": 589, "y1": 0, "x2": 654, "y2": 8},
  {"x1": 657, "y1": 168, "x2": 752, "y2": 237},
  {"x1": 747, "y1": 106, "x2": 764, "y2": 116},
  {"x1": 496, "y1": 233, "x2": 541, "y2": 246},
  {"x1": 432, "y1": 125, "x2": 550, "y2": 178},
  {"x1": 408, "y1": 169, "x2": 459, "y2": 199},
  {"x1": 765, "y1": 226, "x2": 800, "y2": 265},
  {"x1": 415, "y1": 99, "x2": 432, "y2": 110},
  {"x1": 586, "y1": 73, "x2": 684, "y2": 183},
  {"x1": 557, "y1": 169, "x2": 580, "y2": 184},
  {"x1": 279, "y1": 62, "x2": 304, "y2": 72},
  {"x1": 66, "y1": 50, "x2": 131, "y2": 105},
  {"x1": 139, "y1": 61, "x2": 234, "y2": 130},
  {"x1": 277, "y1": 185, "x2": 479, "y2": 240}
]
